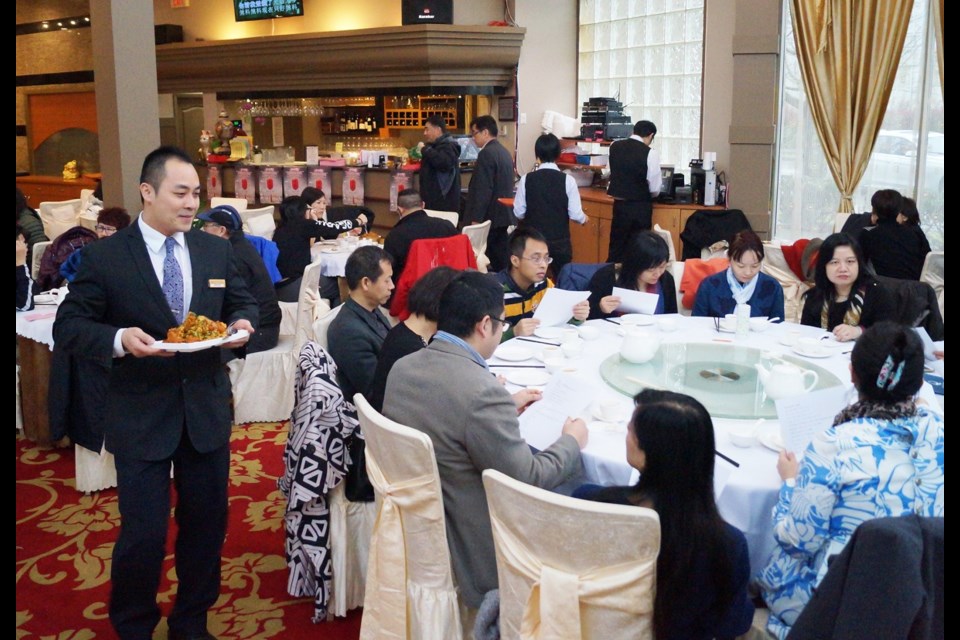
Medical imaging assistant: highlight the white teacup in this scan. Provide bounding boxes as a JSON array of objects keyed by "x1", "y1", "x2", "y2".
[
  {"x1": 578, "y1": 325, "x2": 601, "y2": 340},
  {"x1": 620, "y1": 315, "x2": 641, "y2": 327},
  {"x1": 561, "y1": 340, "x2": 584, "y2": 358},
  {"x1": 560, "y1": 328, "x2": 580, "y2": 344},
  {"x1": 797, "y1": 337, "x2": 826, "y2": 356},
  {"x1": 598, "y1": 399, "x2": 622, "y2": 423},
  {"x1": 728, "y1": 423, "x2": 758, "y2": 448},
  {"x1": 657, "y1": 317, "x2": 677, "y2": 332},
  {"x1": 540, "y1": 346, "x2": 563, "y2": 361},
  {"x1": 780, "y1": 329, "x2": 802, "y2": 347},
  {"x1": 544, "y1": 356, "x2": 565, "y2": 374}
]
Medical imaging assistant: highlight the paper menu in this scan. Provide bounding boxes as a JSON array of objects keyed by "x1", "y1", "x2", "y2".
[
  {"x1": 532, "y1": 287, "x2": 589, "y2": 327},
  {"x1": 518, "y1": 372, "x2": 595, "y2": 450},
  {"x1": 774, "y1": 385, "x2": 851, "y2": 454},
  {"x1": 612, "y1": 287, "x2": 659, "y2": 314}
]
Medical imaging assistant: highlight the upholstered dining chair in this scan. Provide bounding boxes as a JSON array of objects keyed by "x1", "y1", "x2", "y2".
[
  {"x1": 652, "y1": 223, "x2": 677, "y2": 267},
  {"x1": 38, "y1": 199, "x2": 82, "y2": 241},
  {"x1": 354, "y1": 392, "x2": 463, "y2": 640},
  {"x1": 482, "y1": 469, "x2": 661, "y2": 640},
  {"x1": 227, "y1": 260, "x2": 330, "y2": 424},
  {"x1": 920, "y1": 251, "x2": 943, "y2": 321},
  {"x1": 30, "y1": 240, "x2": 52, "y2": 281},
  {"x1": 424, "y1": 208, "x2": 460, "y2": 227},
  {"x1": 240, "y1": 205, "x2": 277, "y2": 240},
  {"x1": 210, "y1": 196, "x2": 248, "y2": 211},
  {"x1": 462, "y1": 219, "x2": 492, "y2": 273},
  {"x1": 761, "y1": 242, "x2": 811, "y2": 324}
]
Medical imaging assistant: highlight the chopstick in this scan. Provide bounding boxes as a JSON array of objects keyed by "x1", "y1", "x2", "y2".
[
  {"x1": 603, "y1": 317, "x2": 621, "y2": 325},
  {"x1": 489, "y1": 364, "x2": 546, "y2": 369},
  {"x1": 715, "y1": 450, "x2": 741, "y2": 468},
  {"x1": 713, "y1": 316, "x2": 721, "y2": 333},
  {"x1": 516, "y1": 336, "x2": 561, "y2": 346}
]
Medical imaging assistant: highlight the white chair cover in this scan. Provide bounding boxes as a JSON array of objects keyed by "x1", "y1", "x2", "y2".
[
  {"x1": 653, "y1": 223, "x2": 677, "y2": 267},
  {"x1": 355, "y1": 393, "x2": 463, "y2": 640},
  {"x1": 278, "y1": 301, "x2": 298, "y2": 336},
  {"x1": 424, "y1": 209, "x2": 460, "y2": 226},
  {"x1": 920, "y1": 251, "x2": 943, "y2": 321},
  {"x1": 74, "y1": 444, "x2": 117, "y2": 493},
  {"x1": 38, "y1": 199, "x2": 82, "y2": 241},
  {"x1": 462, "y1": 220, "x2": 492, "y2": 273},
  {"x1": 761, "y1": 242, "x2": 810, "y2": 324},
  {"x1": 241, "y1": 205, "x2": 277, "y2": 240},
  {"x1": 312, "y1": 304, "x2": 344, "y2": 351},
  {"x1": 210, "y1": 196, "x2": 248, "y2": 211},
  {"x1": 31, "y1": 240, "x2": 52, "y2": 280},
  {"x1": 328, "y1": 481, "x2": 377, "y2": 617},
  {"x1": 227, "y1": 261, "x2": 330, "y2": 424},
  {"x1": 482, "y1": 469, "x2": 660, "y2": 640},
  {"x1": 671, "y1": 261, "x2": 689, "y2": 316}
]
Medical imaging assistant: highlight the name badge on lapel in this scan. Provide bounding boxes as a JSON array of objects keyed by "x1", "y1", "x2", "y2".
[{"x1": 208, "y1": 279, "x2": 226, "y2": 289}]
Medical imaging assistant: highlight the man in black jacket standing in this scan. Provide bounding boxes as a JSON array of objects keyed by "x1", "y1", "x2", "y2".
[
  {"x1": 606, "y1": 120, "x2": 662, "y2": 262},
  {"x1": 416, "y1": 115, "x2": 462, "y2": 214},
  {"x1": 464, "y1": 115, "x2": 516, "y2": 272}
]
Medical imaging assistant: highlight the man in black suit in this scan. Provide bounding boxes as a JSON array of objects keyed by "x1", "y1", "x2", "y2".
[
  {"x1": 464, "y1": 115, "x2": 516, "y2": 272},
  {"x1": 327, "y1": 245, "x2": 395, "y2": 403},
  {"x1": 606, "y1": 119, "x2": 662, "y2": 262},
  {"x1": 383, "y1": 188, "x2": 458, "y2": 278},
  {"x1": 54, "y1": 146, "x2": 259, "y2": 640},
  {"x1": 416, "y1": 114, "x2": 462, "y2": 213}
]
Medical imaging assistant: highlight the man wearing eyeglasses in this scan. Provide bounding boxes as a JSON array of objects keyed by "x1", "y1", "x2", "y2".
[
  {"x1": 495, "y1": 226, "x2": 589, "y2": 341},
  {"x1": 383, "y1": 270, "x2": 588, "y2": 612},
  {"x1": 464, "y1": 115, "x2": 517, "y2": 272}
]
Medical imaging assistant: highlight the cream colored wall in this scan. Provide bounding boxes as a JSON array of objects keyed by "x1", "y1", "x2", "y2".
[{"x1": 702, "y1": 0, "x2": 736, "y2": 179}]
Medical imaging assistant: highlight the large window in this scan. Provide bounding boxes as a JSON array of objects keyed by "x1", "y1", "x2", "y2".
[
  {"x1": 578, "y1": 0, "x2": 704, "y2": 171},
  {"x1": 774, "y1": 0, "x2": 943, "y2": 249}
]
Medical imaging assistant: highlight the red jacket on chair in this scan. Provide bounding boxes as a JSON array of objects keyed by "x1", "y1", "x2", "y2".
[{"x1": 389, "y1": 234, "x2": 477, "y2": 320}]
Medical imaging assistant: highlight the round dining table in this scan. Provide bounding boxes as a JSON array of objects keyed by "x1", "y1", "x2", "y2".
[{"x1": 490, "y1": 315, "x2": 858, "y2": 576}]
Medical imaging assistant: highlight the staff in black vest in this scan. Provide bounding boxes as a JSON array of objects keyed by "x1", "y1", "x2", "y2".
[
  {"x1": 513, "y1": 133, "x2": 589, "y2": 278},
  {"x1": 606, "y1": 120, "x2": 662, "y2": 262}
]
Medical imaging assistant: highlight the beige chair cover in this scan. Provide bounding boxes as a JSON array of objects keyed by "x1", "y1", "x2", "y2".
[
  {"x1": 920, "y1": 251, "x2": 943, "y2": 321},
  {"x1": 462, "y1": 220, "x2": 492, "y2": 273},
  {"x1": 328, "y1": 482, "x2": 377, "y2": 617},
  {"x1": 312, "y1": 303, "x2": 343, "y2": 350},
  {"x1": 482, "y1": 469, "x2": 660, "y2": 640},
  {"x1": 652, "y1": 223, "x2": 677, "y2": 267},
  {"x1": 31, "y1": 240, "x2": 52, "y2": 281},
  {"x1": 242, "y1": 206, "x2": 277, "y2": 240},
  {"x1": 210, "y1": 196, "x2": 248, "y2": 211},
  {"x1": 227, "y1": 260, "x2": 330, "y2": 423},
  {"x1": 424, "y1": 209, "x2": 460, "y2": 226},
  {"x1": 38, "y1": 199, "x2": 82, "y2": 241},
  {"x1": 761, "y1": 242, "x2": 810, "y2": 324},
  {"x1": 355, "y1": 393, "x2": 463, "y2": 640}
]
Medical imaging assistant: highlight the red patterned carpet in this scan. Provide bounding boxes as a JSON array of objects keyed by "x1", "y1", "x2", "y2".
[{"x1": 16, "y1": 423, "x2": 363, "y2": 639}]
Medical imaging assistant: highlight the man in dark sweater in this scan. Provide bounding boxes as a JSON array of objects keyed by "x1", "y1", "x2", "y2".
[
  {"x1": 383, "y1": 188, "x2": 458, "y2": 279},
  {"x1": 416, "y1": 115, "x2": 462, "y2": 213},
  {"x1": 464, "y1": 115, "x2": 517, "y2": 272},
  {"x1": 199, "y1": 205, "x2": 281, "y2": 353},
  {"x1": 606, "y1": 120, "x2": 662, "y2": 262}
]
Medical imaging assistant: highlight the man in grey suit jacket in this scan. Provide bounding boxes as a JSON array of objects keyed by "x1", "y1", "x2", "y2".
[
  {"x1": 54, "y1": 146, "x2": 258, "y2": 640},
  {"x1": 327, "y1": 245, "x2": 395, "y2": 403},
  {"x1": 383, "y1": 271, "x2": 587, "y2": 608}
]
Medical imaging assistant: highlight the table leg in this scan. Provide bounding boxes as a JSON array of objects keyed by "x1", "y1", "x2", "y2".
[{"x1": 17, "y1": 335, "x2": 52, "y2": 446}]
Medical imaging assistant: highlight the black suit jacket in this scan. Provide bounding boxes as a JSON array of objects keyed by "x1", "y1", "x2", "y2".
[
  {"x1": 382, "y1": 210, "x2": 458, "y2": 277},
  {"x1": 53, "y1": 223, "x2": 259, "y2": 460},
  {"x1": 465, "y1": 138, "x2": 516, "y2": 228},
  {"x1": 419, "y1": 133, "x2": 462, "y2": 212}
]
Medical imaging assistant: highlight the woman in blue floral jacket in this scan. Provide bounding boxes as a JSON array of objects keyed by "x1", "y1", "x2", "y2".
[{"x1": 757, "y1": 321, "x2": 944, "y2": 639}]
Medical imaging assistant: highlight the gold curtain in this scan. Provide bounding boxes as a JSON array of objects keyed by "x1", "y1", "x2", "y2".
[
  {"x1": 790, "y1": 0, "x2": 914, "y2": 212},
  {"x1": 934, "y1": 0, "x2": 944, "y2": 94}
]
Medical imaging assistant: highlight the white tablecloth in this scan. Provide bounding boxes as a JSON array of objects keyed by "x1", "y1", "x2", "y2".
[
  {"x1": 16, "y1": 306, "x2": 57, "y2": 349},
  {"x1": 493, "y1": 316, "x2": 856, "y2": 576}
]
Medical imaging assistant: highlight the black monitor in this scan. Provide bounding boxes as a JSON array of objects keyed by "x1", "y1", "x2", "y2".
[
  {"x1": 234, "y1": 1, "x2": 304, "y2": 22},
  {"x1": 660, "y1": 165, "x2": 675, "y2": 197}
]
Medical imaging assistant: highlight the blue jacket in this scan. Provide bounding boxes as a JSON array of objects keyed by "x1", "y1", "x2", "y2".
[{"x1": 692, "y1": 270, "x2": 784, "y2": 319}]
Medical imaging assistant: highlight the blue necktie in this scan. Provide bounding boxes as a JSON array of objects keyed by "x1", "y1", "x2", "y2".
[{"x1": 162, "y1": 236, "x2": 185, "y2": 323}]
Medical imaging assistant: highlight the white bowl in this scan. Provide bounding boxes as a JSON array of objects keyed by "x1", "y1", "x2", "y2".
[
  {"x1": 657, "y1": 317, "x2": 678, "y2": 332},
  {"x1": 749, "y1": 317, "x2": 770, "y2": 332},
  {"x1": 561, "y1": 339, "x2": 584, "y2": 358},
  {"x1": 578, "y1": 325, "x2": 601, "y2": 340},
  {"x1": 728, "y1": 425, "x2": 758, "y2": 448}
]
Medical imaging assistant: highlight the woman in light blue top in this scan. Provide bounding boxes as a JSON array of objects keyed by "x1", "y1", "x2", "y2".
[
  {"x1": 757, "y1": 321, "x2": 944, "y2": 639},
  {"x1": 692, "y1": 229, "x2": 784, "y2": 319}
]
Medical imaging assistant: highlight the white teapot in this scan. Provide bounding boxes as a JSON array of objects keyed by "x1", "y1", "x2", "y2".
[
  {"x1": 754, "y1": 361, "x2": 818, "y2": 400},
  {"x1": 620, "y1": 328, "x2": 660, "y2": 364}
]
